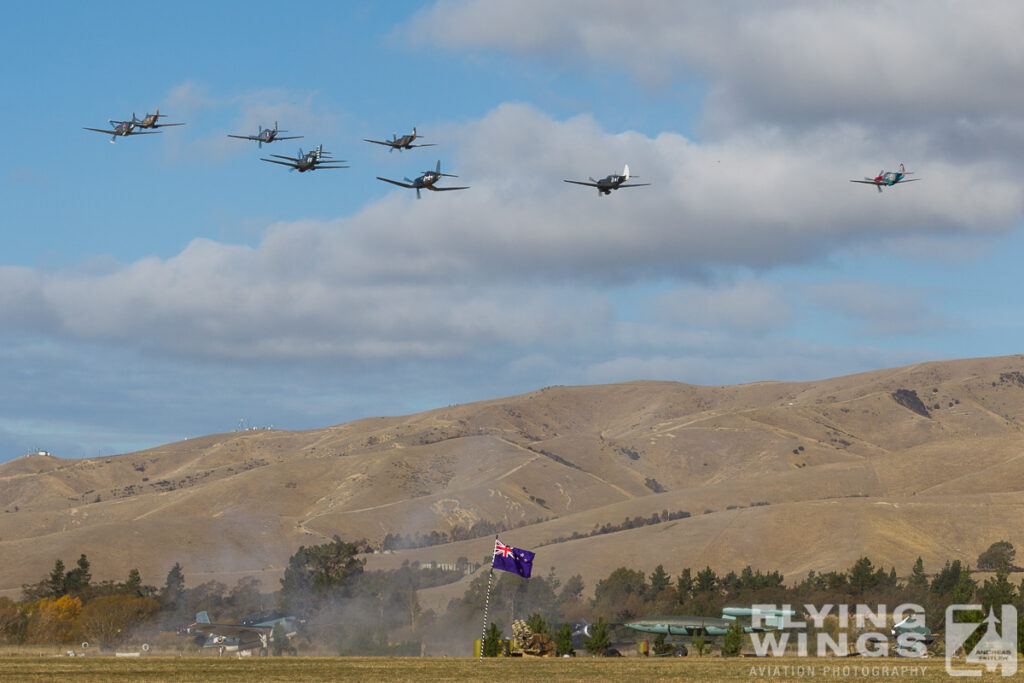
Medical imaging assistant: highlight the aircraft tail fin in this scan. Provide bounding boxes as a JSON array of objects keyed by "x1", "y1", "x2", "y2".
[
  {"x1": 623, "y1": 164, "x2": 630, "y2": 180},
  {"x1": 196, "y1": 611, "x2": 211, "y2": 624}
]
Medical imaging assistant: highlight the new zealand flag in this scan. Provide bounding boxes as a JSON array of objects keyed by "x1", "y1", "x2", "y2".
[{"x1": 492, "y1": 539, "x2": 535, "y2": 578}]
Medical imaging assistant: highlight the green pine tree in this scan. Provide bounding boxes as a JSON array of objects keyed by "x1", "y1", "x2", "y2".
[
  {"x1": 553, "y1": 623, "x2": 574, "y2": 656},
  {"x1": 584, "y1": 617, "x2": 611, "y2": 655},
  {"x1": 723, "y1": 621, "x2": 744, "y2": 657},
  {"x1": 482, "y1": 622, "x2": 503, "y2": 657}
]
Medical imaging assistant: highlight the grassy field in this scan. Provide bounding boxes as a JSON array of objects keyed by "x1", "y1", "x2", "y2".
[{"x1": 0, "y1": 656, "x2": 1012, "y2": 682}]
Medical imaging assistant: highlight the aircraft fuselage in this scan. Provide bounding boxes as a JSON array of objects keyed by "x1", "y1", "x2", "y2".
[{"x1": 874, "y1": 171, "x2": 905, "y2": 186}]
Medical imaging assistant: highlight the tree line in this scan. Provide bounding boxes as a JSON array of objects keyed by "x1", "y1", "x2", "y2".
[{"x1": 1, "y1": 539, "x2": 1021, "y2": 656}]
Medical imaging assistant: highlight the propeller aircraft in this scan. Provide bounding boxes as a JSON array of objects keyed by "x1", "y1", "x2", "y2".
[
  {"x1": 228, "y1": 122, "x2": 303, "y2": 148},
  {"x1": 850, "y1": 163, "x2": 919, "y2": 192},
  {"x1": 363, "y1": 127, "x2": 436, "y2": 152},
  {"x1": 376, "y1": 160, "x2": 469, "y2": 198},
  {"x1": 564, "y1": 164, "x2": 650, "y2": 195},
  {"x1": 133, "y1": 107, "x2": 185, "y2": 129},
  {"x1": 82, "y1": 119, "x2": 162, "y2": 144},
  {"x1": 185, "y1": 610, "x2": 300, "y2": 656},
  {"x1": 260, "y1": 144, "x2": 348, "y2": 172}
]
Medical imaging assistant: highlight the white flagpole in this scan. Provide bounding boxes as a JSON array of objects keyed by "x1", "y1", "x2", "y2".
[{"x1": 480, "y1": 536, "x2": 497, "y2": 661}]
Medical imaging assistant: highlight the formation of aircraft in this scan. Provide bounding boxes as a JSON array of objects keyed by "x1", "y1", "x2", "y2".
[
  {"x1": 133, "y1": 108, "x2": 185, "y2": 129},
  {"x1": 185, "y1": 610, "x2": 300, "y2": 655},
  {"x1": 80, "y1": 109, "x2": 922, "y2": 201},
  {"x1": 850, "y1": 163, "x2": 919, "y2": 192},
  {"x1": 364, "y1": 127, "x2": 436, "y2": 152},
  {"x1": 376, "y1": 160, "x2": 469, "y2": 198},
  {"x1": 228, "y1": 121, "x2": 303, "y2": 148},
  {"x1": 564, "y1": 164, "x2": 651, "y2": 195},
  {"x1": 260, "y1": 144, "x2": 348, "y2": 172}
]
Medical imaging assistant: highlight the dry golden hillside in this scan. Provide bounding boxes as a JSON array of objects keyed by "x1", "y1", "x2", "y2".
[{"x1": 1, "y1": 355, "x2": 1023, "y2": 599}]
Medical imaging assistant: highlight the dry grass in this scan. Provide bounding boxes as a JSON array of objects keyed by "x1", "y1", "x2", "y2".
[{"x1": 0, "y1": 656, "x2": 1003, "y2": 683}]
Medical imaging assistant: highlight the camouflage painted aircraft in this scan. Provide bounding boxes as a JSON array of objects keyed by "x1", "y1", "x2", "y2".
[
  {"x1": 260, "y1": 144, "x2": 348, "y2": 172},
  {"x1": 228, "y1": 122, "x2": 303, "y2": 148},
  {"x1": 82, "y1": 118, "x2": 162, "y2": 144},
  {"x1": 132, "y1": 107, "x2": 185, "y2": 129},
  {"x1": 185, "y1": 610, "x2": 300, "y2": 655},
  {"x1": 376, "y1": 160, "x2": 469, "y2": 198},
  {"x1": 850, "y1": 163, "x2": 919, "y2": 192},
  {"x1": 563, "y1": 164, "x2": 650, "y2": 196},
  {"x1": 363, "y1": 127, "x2": 436, "y2": 152},
  {"x1": 622, "y1": 606, "x2": 795, "y2": 654}
]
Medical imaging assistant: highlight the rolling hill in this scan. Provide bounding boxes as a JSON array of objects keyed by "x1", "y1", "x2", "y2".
[{"x1": 1, "y1": 354, "x2": 1023, "y2": 605}]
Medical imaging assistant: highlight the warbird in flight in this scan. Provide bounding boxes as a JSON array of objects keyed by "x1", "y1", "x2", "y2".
[
  {"x1": 376, "y1": 160, "x2": 469, "y2": 198},
  {"x1": 228, "y1": 122, "x2": 303, "y2": 148},
  {"x1": 363, "y1": 127, "x2": 436, "y2": 152},
  {"x1": 564, "y1": 164, "x2": 650, "y2": 195},
  {"x1": 260, "y1": 144, "x2": 348, "y2": 172},
  {"x1": 850, "y1": 163, "x2": 919, "y2": 192},
  {"x1": 82, "y1": 118, "x2": 162, "y2": 144},
  {"x1": 132, "y1": 108, "x2": 185, "y2": 129}
]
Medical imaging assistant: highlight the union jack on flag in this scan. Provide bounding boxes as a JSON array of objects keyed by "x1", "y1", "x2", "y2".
[{"x1": 492, "y1": 539, "x2": 535, "y2": 578}]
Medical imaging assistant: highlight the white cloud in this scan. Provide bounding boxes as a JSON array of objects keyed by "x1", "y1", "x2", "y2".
[
  {"x1": 653, "y1": 281, "x2": 792, "y2": 335},
  {"x1": 1, "y1": 102, "x2": 1019, "y2": 364},
  {"x1": 410, "y1": 2, "x2": 1024, "y2": 134},
  {"x1": 804, "y1": 280, "x2": 947, "y2": 337}
]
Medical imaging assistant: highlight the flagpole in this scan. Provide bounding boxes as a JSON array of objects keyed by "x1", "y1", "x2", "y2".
[{"x1": 480, "y1": 535, "x2": 497, "y2": 662}]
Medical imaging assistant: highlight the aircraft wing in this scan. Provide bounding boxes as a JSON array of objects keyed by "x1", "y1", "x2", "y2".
[
  {"x1": 227, "y1": 134, "x2": 258, "y2": 140},
  {"x1": 154, "y1": 122, "x2": 185, "y2": 127},
  {"x1": 409, "y1": 143, "x2": 437, "y2": 148},
  {"x1": 363, "y1": 139, "x2": 395, "y2": 146},
  {"x1": 429, "y1": 186, "x2": 470, "y2": 191},
  {"x1": 82, "y1": 128, "x2": 161, "y2": 135},
  {"x1": 376, "y1": 177, "x2": 416, "y2": 188},
  {"x1": 190, "y1": 622, "x2": 273, "y2": 639},
  {"x1": 274, "y1": 135, "x2": 303, "y2": 141},
  {"x1": 260, "y1": 158, "x2": 299, "y2": 168},
  {"x1": 563, "y1": 180, "x2": 600, "y2": 187},
  {"x1": 849, "y1": 180, "x2": 882, "y2": 185},
  {"x1": 190, "y1": 623, "x2": 271, "y2": 651},
  {"x1": 267, "y1": 154, "x2": 299, "y2": 161},
  {"x1": 898, "y1": 178, "x2": 921, "y2": 182},
  {"x1": 618, "y1": 183, "x2": 651, "y2": 188}
]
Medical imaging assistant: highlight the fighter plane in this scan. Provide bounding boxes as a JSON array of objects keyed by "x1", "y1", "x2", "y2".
[
  {"x1": 376, "y1": 160, "x2": 469, "y2": 198},
  {"x1": 564, "y1": 164, "x2": 650, "y2": 196},
  {"x1": 228, "y1": 122, "x2": 303, "y2": 148},
  {"x1": 132, "y1": 108, "x2": 185, "y2": 129},
  {"x1": 363, "y1": 127, "x2": 436, "y2": 152},
  {"x1": 850, "y1": 163, "x2": 919, "y2": 192},
  {"x1": 82, "y1": 119, "x2": 162, "y2": 144},
  {"x1": 186, "y1": 610, "x2": 300, "y2": 655},
  {"x1": 260, "y1": 144, "x2": 348, "y2": 172}
]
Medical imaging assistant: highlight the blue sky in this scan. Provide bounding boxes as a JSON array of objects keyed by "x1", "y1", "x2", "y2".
[{"x1": 2, "y1": 1, "x2": 1024, "y2": 461}]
